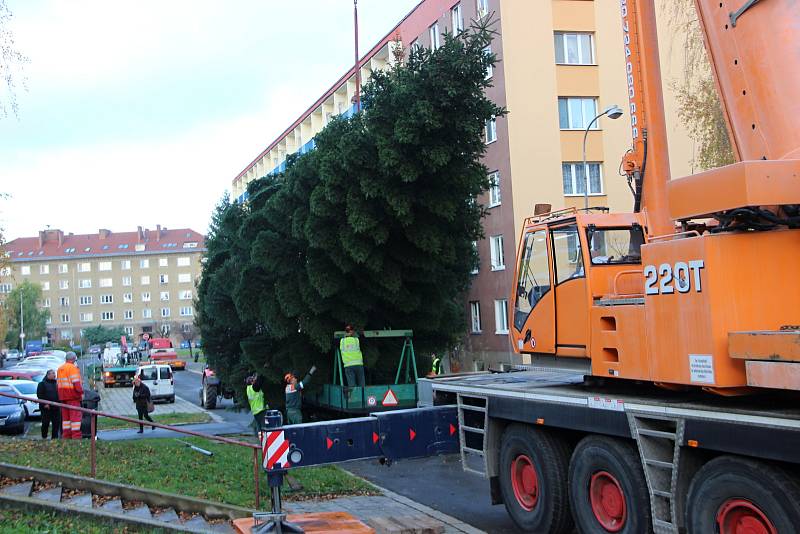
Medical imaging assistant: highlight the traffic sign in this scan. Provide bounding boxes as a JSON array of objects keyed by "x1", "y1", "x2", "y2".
[
  {"x1": 382, "y1": 389, "x2": 398, "y2": 407},
  {"x1": 19, "y1": 333, "x2": 25, "y2": 339},
  {"x1": 367, "y1": 395, "x2": 376, "y2": 407}
]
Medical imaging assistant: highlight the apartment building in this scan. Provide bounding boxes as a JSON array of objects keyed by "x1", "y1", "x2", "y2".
[
  {"x1": 231, "y1": 0, "x2": 693, "y2": 369},
  {"x1": 0, "y1": 227, "x2": 205, "y2": 347}
]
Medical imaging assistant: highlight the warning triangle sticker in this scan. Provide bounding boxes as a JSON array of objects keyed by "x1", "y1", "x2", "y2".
[{"x1": 382, "y1": 388, "x2": 399, "y2": 406}]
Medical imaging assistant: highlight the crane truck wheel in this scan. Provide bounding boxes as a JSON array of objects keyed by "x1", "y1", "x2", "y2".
[
  {"x1": 568, "y1": 436, "x2": 652, "y2": 534},
  {"x1": 686, "y1": 456, "x2": 800, "y2": 534},
  {"x1": 498, "y1": 424, "x2": 574, "y2": 533}
]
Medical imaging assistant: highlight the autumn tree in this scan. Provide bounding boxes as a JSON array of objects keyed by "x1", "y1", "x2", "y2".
[
  {"x1": 4, "y1": 281, "x2": 49, "y2": 349},
  {"x1": 661, "y1": 0, "x2": 734, "y2": 170}
]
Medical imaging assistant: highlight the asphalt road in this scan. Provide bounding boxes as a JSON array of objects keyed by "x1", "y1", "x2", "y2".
[{"x1": 172, "y1": 362, "x2": 253, "y2": 429}]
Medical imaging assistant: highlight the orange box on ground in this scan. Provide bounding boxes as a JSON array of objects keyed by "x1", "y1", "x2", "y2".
[{"x1": 233, "y1": 512, "x2": 375, "y2": 534}]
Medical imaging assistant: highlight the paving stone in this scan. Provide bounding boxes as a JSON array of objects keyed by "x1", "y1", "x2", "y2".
[
  {"x1": 0, "y1": 481, "x2": 33, "y2": 497},
  {"x1": 31, "y1": 486, "x2": 62, "y2": 503},
  {"x1": 63, "y1": 492, "x2": 93, "y2": 508},
  {"x1": 153, "y1": 508, "x2": 181, "y2": 524},
  {"x1": 101, "y1": 498, "x2": 123, "y2": 512},
  {"x1": 209, "y1": 522, "x2": 236, "y2": 534},
  {"x1": 125, "y1": 504, "x2": 153, "y2": 520}
]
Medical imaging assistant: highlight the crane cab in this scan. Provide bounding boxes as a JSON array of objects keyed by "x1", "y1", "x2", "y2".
[{"x1": 510, "y1": 208, "x2": 647, "y2": 372}]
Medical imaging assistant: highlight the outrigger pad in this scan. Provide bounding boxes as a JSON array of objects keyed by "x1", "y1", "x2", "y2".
[{"x1": 234, "y1": 512, "x2": 374, "y2": 534}]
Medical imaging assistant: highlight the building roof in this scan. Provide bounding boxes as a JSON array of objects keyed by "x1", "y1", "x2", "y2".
[{"x1": 5, "y1": 226, "x2": 206, "y2": 262}]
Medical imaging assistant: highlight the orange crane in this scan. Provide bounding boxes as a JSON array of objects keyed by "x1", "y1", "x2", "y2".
[{"x1": 510, "y1": 0, "x2": 800, "y2": 394}]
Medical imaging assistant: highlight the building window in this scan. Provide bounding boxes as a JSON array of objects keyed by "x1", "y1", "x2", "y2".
[
  {"x1": 180, "y1": 306, "x2": 193, "y2": 317},
  {"x1": 485, "y1": 117, "x2": 497, "y2": 143},
  {"x1": 140, "y1": 259, "x2": 150, "y2": 268},
  {"x1": 562, "y1": 162, "x2": 604, "y2": 196},
  {"x1": 41, "y1": 264, "x2": 51, "y2": 275},
  {"x1": 160, "y1": 291, "x2": 170, "y2": 301},
  {"x1": 101, "y1": 311, "x2": 114, "y2": 321},
  {"x1": 61, "y1": 313, "x2": 70, "y2": 323},
  {"x1": 494, "y1": 299, "x2": 509, "y2": 334},
  {"x1": 554, "y1": 32, "x2": 594, "y2": 65},
  {"x1": 124, "y1": 310, "x2": 133, "y2": 320},
  {"x1": 41, "y1": 281, "x2": 50, "y2": 291},
  {"x1": 558, "y1": 97, "x2": 598, "y2": 130},
  {"x1": 183, "y1": 241, "x2": 198, "y2": 248},
  {"x1": 98, "y1": 261, "x2": 112, "y2": 271},
  {"x1": 180, "y1": 290, "x2": 192, "y2": 300},
  {"x1": 0, "y1": 283, "x2": 12, "y2": 294},
  {"x1": 122, "y1": 276, "x2": 132, "y2": 286},
  {"x1": 490, "y1": 235, "x2": 505, "y2": 271},
  {"x1": 59, "y1": 296, "x2": 69, "y2": 307},
  {"x1": 59, "y1": 280, "x2": 69, "y2": 290},
  {"x1": 123, "y1": 293, "x2": 133, "y2": 303},
  {"x1": 161, "y1": 307, "x2": 171, "y2": 318},
  {"x1": 484, "y1": 46, "x2": 493, "y2": 79},
  {"x1": 471, "y1": 241, "x2": 479, "y2": 274},
  {"x1": 429, "y1": 22, "x2": 440, "y2": 50},
  {"x1": 80, "y1": 312, "x2": 93, "y2": 322},
  {"x1": 60, "y1": 329, "x2": 72, "y2": 339},
  {"x1": 42, "y1": 298, "x2": 51, "y2": 308},
  {"x1": 100, "y1": 294, "x2": 113, "y2": 304},
  {"x1": 78, "y1": 262, "x2": 91, "y2": 272},
  {"x1": 177, "y1": 257, "x2": 190, "y2": 267},
  {"x1": 79, "y1": 296, "x2": 92, "y2": 306},
  {"x1": 124, "y1": 326, "x2": 134, "y2": 335},
  {"x1": 141, "y1": 291, "x2": 151, "y2": 302},
  {"x1": 79, "y1": 279, "x2": 91, "y2": 289},
  {"x1": 488, "y1": 171, "x2": 501, "y2": 207},
  {"x1": 121, "y1": 260, "x2": 131, "y2": 270},
  {"x1": 470, "y1": 301, "x2": 482, "y2": 333},
  {"x1": 159, "y1": 274, "x2": 169, "y2": 284},
  {"x1": 99, "y1": 278, "x2": 113, "y2": 288},
  {"x1": 178, "y1": 273, "x2": 191, "y2": 283},
  {"x1": 159, "y1": 257, "x2": 168, "y2": 267},
  {"x1": 142, "y1": 308, "x2": 152, "y2": 319},
  {"x1": 140, "y1": 275, "x2": 150, "y2": 285},
  {"x1": 476, "y1": 0, "x2": 489, "y2": 18},
  {"x1": 160, "y1": 323, "x2": 171, "y2": 336},
  {"x1": 46, "y1": 317, "x2": 52, "y2": 325},
  {"x1": 20, "y1": 265, "x2": 30, "y2": 275},
  {"x1": 451, "y1": 3, "x2": 463, "y2": 32}
]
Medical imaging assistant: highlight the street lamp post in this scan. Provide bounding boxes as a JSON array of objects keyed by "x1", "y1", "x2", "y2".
[{"x1": 583, "y1": 105, "x2": 624, "y2": 210}]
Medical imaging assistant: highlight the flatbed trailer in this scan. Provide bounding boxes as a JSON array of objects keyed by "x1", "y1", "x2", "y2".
[{"x1": 416, "y1": 369, "x2": 800, "y2": 533}]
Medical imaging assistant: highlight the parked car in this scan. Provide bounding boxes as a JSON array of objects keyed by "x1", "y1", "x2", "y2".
[
  {"x1": 0, "y1": 386, "x2": 26, "y2": 434},
  {"x1": 6, "y1": 349, "x2": 21, "y2": 361},
  {"x1": 180, "y1": 341, "x2": 190, "y2": 349},
  {"x1": 41, "y1": 350, "x2": 67, "y2": 359},
  {"x1": 89, "y1": 345, "x2": 102, "y2": 355},
  {"x1": 135, "y1": 364, "x2": 175, "y2": 403},
  {"x1": 0, "y1": 380, "x2": 40, "y2": 419},
  {"x1": 1, "y1": 369, "x2": 47, "y2": 383},
  {"x1": 15, "y1": 355, "x2": 63, "y2": 368}
]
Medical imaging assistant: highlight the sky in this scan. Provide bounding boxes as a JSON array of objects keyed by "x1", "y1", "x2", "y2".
[{"x1": 0, "y1": 0, "x2": 420, "y2": 240}]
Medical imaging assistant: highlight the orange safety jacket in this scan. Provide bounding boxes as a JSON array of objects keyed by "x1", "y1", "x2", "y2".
[{"x1": 56, "y1": 361, "x2": 84, "y2": 402}]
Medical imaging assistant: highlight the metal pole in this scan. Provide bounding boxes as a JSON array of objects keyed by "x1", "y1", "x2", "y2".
[
  {"x1": 582, "y1": 112, "x2": 604, "y2": 210},
  {"x1": 353, "y1": 0, "x2": 360, "y2": 111},
  {"x1": 90, "y1": 414, "x2": 96, "y2": 478},
  {"x1": 253, "y1": 447, "x2": 261, "y2": 509}
]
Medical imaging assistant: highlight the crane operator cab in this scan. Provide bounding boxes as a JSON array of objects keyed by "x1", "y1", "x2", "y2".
[{"x1": 511, "y1": 208, "x2": 647, "y2": 372}]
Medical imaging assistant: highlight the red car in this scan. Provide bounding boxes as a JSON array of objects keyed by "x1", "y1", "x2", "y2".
[{"x1": 0, "y1": 370, "x2": 45, "y2": 383}]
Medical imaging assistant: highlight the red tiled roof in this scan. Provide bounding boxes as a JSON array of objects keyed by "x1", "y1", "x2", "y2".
[{"x1": 5, "y1": 227, "x2": 206, "y2": 261}]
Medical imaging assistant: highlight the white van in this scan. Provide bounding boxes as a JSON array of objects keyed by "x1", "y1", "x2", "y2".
[{"x1": 135, "y1": 364, "x2": 175, "y2": 403}]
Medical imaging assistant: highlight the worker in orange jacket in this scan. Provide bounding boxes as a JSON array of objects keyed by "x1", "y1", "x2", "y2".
[{"x1": 56, "y1": 352, "x2": 84, "y2": 439}]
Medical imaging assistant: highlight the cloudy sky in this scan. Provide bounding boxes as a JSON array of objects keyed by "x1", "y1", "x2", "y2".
[{"x1": 0, "y1": 0, "x2": 419, "y2": 240}]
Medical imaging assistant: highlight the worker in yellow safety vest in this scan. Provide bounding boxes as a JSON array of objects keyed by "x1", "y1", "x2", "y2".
[
  {"x1": 246, "y1": 374, "x2": 268, "y2": 437},
  {"x1": 340, "y1": 324, "x2": 365, "y2": 388}
]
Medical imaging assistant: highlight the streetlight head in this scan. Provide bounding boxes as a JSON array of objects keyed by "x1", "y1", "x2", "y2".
[{"x1": 605, "y1": 105, "x2": 624, "y2": 120}]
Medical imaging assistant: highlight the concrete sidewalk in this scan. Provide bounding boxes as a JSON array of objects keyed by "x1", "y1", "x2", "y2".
[
  {"x1": 96, "y1": 383, "x2": 212, "y2": 418},
  {"x1": 97, "y1": 421, "x2": 250, "y2": 441}
]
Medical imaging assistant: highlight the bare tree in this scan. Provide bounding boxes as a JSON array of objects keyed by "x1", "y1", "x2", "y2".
[
  {"x1": 0, "y1": 0, "x2": 29, "y2": 119},
  {"x1": 660, "y1": 0, "x2": 734, "y2": 171}
]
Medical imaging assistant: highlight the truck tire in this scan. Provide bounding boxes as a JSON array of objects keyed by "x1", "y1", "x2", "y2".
[
  {"x1": 568, "y1": 436, "x2": 652, "y2": 534},
  {"x1": 498, "y1": 424, "x2": 573, "y2": 533},
  {"x1": 686, "y1": 455, "x2": 800, "y2": 533},
  {"x1": 204, "y1": 385, "x2": 217, "y2": 410}
]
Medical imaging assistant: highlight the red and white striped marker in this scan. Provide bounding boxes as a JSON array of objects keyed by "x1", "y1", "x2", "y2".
[{"x1": 261, "y1": 430, "x2": 291, "y2": 470}]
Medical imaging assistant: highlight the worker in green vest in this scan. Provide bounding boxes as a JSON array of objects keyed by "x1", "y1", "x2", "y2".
[
  {"x1": 340, "y1": 324, "x2": 365, "y2": 388},
  {"x1": 431, "y1": 354, "x2": 442, "y2": 375},
  {"x1": 246, "y1": 374, "x2": 268, "y2": 437}
]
